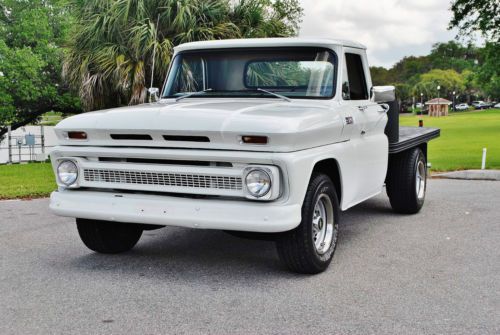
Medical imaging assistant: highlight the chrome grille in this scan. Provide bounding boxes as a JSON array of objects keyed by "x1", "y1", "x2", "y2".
[{"x1": 83, "y1": 168, "x2": 242, "y2": 190}]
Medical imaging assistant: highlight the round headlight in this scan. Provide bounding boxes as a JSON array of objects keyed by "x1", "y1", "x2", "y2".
[
  {"x1": 57, "y1": 160, "x2": 78, "y2": 186},
  {"x1": 245, "y1": 169, "x2": 271, "y2": 198}
]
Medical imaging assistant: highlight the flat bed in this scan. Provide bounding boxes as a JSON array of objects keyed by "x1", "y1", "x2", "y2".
[{"x1": 389, "y1": 127, "x2": 440, "y2": 154}]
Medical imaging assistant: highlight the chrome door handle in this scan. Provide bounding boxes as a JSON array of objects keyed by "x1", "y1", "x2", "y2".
[{"x1": 358, "y1": 105, "x2": 368, "y2": 111}]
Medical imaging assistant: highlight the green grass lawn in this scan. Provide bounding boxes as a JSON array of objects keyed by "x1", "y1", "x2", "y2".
[
  {"x1": 400, "y1": 109, "x2": 500, "y2": 171},
  {"x1": 0, "y1": 163, "x2": 56, "y2": 199}
]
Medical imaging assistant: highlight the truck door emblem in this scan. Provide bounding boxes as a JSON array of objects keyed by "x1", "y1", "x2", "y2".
[{"x1": 345, "y1": 116, "x2": 354, "y2": 125}]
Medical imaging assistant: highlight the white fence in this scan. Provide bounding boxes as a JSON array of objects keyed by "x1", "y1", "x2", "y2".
[{"x1": 0, "y1": 126, "x2": 57, "y2": 164}]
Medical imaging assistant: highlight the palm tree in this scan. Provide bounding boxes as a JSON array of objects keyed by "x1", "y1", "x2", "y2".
[{"x1": 64, "y1": 0, "x2": 303, "y2": 111}]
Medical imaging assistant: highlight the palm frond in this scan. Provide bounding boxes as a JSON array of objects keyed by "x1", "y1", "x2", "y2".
[{"x1": 64, "y1": 0, "x2": 303, "y2": 111}]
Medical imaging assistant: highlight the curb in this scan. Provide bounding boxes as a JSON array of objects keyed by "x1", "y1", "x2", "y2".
[{"x1": 432, "y1": 169, "x2": 500, "y2": 181}]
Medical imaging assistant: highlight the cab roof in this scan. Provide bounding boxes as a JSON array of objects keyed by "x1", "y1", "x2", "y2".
[{"x1": 174, "y1": 38, "x2": 367, "y2": 53}]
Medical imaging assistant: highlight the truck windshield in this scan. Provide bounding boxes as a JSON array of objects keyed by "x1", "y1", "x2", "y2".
[{"x1": 162, "y1": 48, "x2": 336, "y2": 99}]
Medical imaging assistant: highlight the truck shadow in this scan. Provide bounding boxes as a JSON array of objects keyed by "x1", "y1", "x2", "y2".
[
  {"x1": 67, "y1": 196, "x2": 393, "y2": 281},
  {"x1": 69, "y1": 229, "x2": 291, "y2": 281}
]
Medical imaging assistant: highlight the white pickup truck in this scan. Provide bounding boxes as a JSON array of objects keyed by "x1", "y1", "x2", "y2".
[{"x1": 50, "y1": 38, "x2": 439, "y2": 274}]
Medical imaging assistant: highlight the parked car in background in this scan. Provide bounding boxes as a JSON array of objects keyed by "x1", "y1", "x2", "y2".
[
  {"x1": 415, "y1": 102, "x2": 423, "y2": 108},
  {"x1": 494, "y1": 103, "x2": 500, "y2": 108},
  {"x1": 484, "y1": 102, "x2": 494, "y2": 108},
  {"x1": 455, "y1": 103, "x2": 470, "y2": 111},
  {"x1": 472, "y1": 101, "x2": 489, "y2": 110}
]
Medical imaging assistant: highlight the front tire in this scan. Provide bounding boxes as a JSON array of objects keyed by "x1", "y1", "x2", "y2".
[
  {"x1": 76, "y1": 219, "x2": 143, "y2": 254},
  {"x1": 386, "y1": 147, "x2": 427, "y2": 214},
  {"x1": 276, "y1": 173, "x2": 339, "y2": 274}
]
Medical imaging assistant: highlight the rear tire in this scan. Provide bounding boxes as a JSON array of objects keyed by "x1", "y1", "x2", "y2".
[
  {"x1": 276, "y1": 173, "x2": 339, "y2": 274},
  {"x1": 386, "y1": 147, "x2": 427, "y2": 214},
  {"x1": 76, "y1": 219, "x2": 143, "y2": 254}
]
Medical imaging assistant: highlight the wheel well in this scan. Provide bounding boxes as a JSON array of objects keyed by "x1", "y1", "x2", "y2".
[
  {"x1": 419, "y1": 143, "x2": 428, "y2": 159},
  {"x1": 312, "y1": 159, "x2": 342, "y2": 204},
  {"x1": 386, "y1": 144, "x2": 428, "y2": 183}
]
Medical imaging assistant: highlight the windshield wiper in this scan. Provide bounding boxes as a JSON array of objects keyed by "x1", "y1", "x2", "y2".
[
  {"x1": 174, "y1": 88, "x2": 291, "y2": 102},
  {"x1": 254, "y1": 88, "x2": 291, "y2": 102},
  {"x1": 175, "y1": 88, "x2": 213, "y2": 102}
]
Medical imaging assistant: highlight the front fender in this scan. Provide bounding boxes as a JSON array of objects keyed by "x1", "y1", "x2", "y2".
[{"x1": 272, "y1": 141, "x2": 352, "y2": 211}]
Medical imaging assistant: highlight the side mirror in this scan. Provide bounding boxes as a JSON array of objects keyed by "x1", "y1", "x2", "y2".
[
  {"x1": 371, "y1": 86, "x2": 395, "y2": 103},
  {"x1": 148, "y1": 87, "x2": 160, "y2": 103}
]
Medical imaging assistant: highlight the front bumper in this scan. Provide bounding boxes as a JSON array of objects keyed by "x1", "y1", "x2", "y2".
[{"x1": 50, "y1": 190, "x2": 301, "y2": 233}]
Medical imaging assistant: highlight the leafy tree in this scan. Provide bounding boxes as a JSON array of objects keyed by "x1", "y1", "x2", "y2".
[
  {"x1": 412, "y1": 69, "x2": 466, "y2": 99},
  {"x1": 449, "y1": 0, "x2": 500, "y2": 41},
  {"x1": 369, "y1": 40, "x2": 499, "y2": 102},
  {"x1": 64, "y1": 0, "x2": 304, "y2": 111},
  {"x1": 232, "y1": 0, "x2": 303, "y2": 38},
  {"x1": 475, "y1": 42, "x2": 500, "y2": 99},
  {"x1": 394, "y1": 83, "x2": 411, "y2": 104},
  {"x1": 370, "y1": 66, "x2": 392, "y2": 86},
  {"x1": 390, "y1": 56, "x2": 431, "y2": 84},
  {"x1": 428, "y1": 41, "x2": 479, "y2": 73},
  {"x1": 0, "y1": 0, "x2": 81, "y2": 139},
  {"x1": 461, "y1": 69, "x2": 479, "y2": 103},
  {"x1": 448, "y1": 1, "x2": 499, "y2": 100}
]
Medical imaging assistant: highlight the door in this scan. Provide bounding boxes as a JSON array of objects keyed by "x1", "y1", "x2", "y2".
[{"x1": 340, "y1": 48, "x2": 388, "y2": 205}]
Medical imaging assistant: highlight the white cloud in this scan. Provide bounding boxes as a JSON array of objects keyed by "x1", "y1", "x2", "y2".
[{"x1": 298, "y1": 0, "x2": 459, "y2": 68}]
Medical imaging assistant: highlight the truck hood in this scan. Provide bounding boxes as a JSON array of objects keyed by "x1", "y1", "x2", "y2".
[{"x1": 55, "y1": 98, "x2": 345, "y2": 152}]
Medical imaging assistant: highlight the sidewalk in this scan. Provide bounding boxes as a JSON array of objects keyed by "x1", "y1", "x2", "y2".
[{"x1": 433, "y1": 169, "x2": 500, "y2": 181}]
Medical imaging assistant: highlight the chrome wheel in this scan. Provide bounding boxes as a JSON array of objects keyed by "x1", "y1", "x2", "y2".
[
  {"x1": 416, "y1": 158, "x2": 426, "y2": 200},
  {"x1": 276, "y1": 173, "x2": 340, "y2": 274},
  {"x1": 312, "y1": 194, "x2": 335, "y2": 254}
]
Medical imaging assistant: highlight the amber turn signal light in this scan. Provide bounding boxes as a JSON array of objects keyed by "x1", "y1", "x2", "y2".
[
  {"x1": 241, "y1": 135, "x2": 268, "y2": 144},
  {"x1": 67, "y1": 131, "x2": 88, "y2": 140}
]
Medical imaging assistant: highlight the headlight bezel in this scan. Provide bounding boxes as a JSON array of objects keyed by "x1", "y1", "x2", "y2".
[
  {"x1": 243, "y1": 166, "x2": 280, "y2": 201},
  {"x1": 56, "y1": 159, "x2": 79, "y2": 187},
  {"x1": 245, "y1": 168, "x2": 272, "y2": 198}
]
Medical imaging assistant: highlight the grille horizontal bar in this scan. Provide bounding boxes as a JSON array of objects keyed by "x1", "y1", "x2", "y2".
[{"x1": 83, "y1": 168, "x2": 242, "y2": 191}]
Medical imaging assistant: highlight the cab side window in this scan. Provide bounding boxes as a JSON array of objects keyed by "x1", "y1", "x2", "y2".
[{"x1": 342, "y1": 53, "x2": 368, "y2": 100}]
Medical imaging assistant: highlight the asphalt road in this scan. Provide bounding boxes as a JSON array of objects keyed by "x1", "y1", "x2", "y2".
[{"x1": 1, "y1": 179, "x2": 499, "y2": 335}]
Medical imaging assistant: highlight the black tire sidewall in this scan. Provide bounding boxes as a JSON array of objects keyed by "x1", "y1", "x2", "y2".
[
  {"x1": 415, "y1": 149, "x2": 427, "y2": 208},
  {"x1": 76, "y1": 219, "x2": 143, "y2": 253},
  {"x1": 387, "y1": 147, "x2": 427, "y2": 214},
  {"x1": 303, "y1": 175, "x2": 340, "y2": 267}
]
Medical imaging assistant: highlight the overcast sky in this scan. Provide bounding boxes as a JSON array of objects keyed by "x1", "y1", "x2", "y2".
[{"x1": 298, "y1": 0, "x2": 460, "y2": 68}]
